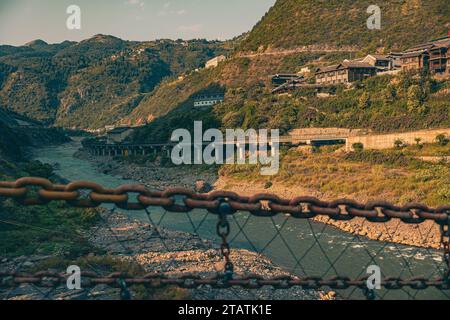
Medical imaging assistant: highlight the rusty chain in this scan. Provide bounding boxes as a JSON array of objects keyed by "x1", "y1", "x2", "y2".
[
  {"x1": 441, "y1": 213, "x2": 450, "y2": 284},
  {"x1": 0, "y1": 177, "x2": 449, "y2": 224},
  {"x1": 216, "y1": 202, "x2": 234, "y2": 281},
  {"x1": 1, "y1": 271, "x2": 449, "y2": 291},
  {"x1": 1, "y1": 177, "x2": 450, "y2": 294}
]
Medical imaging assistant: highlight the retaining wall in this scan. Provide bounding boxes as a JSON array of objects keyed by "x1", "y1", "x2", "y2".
[{"x1": 345, "y1": 128, "x2": 450, "y2": 151}]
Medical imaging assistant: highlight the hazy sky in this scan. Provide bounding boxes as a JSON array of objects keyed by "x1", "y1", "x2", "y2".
[{"x1": 0, "y1": 0, "x2": 276, "y2": 46}]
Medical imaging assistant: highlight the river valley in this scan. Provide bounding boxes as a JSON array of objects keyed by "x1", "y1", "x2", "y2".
[{"x1": 32, "y1": 140, "x2": 449, "y2": 300}]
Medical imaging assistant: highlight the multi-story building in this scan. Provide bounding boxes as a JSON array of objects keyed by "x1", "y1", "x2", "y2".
[
  {"x1": 387, "y1": 53, "x2": 403, "y2": 69},
  {"x1": 447, "y1": 50, "x2": 450, "y2": 75},
  {"x1": 400, "y1": 36, "x2": 450, "y2": 74},
  {"x1": 400, "y1": 51, "x2": 430, "y2": 71},
  {"x1": 429, "y1": 43, "x2": 449, "y2": 74},
  {"x1": 315, "y1": 62, "x2": 376, "y2": 85}
]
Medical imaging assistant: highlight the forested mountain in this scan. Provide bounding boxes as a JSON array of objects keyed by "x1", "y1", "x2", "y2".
[
  {"x1": 0, "y1": 35, "x2": 229, "y2": 128},
  {"x1": 1, "y1": 0, "x2": 449, "y2": 133},
  {"x1": 129, "y1": 0, "x2": 450, "y2": 142},
  {"x1": 239, "y1": 0, "x2": 450, "y2": 52}
]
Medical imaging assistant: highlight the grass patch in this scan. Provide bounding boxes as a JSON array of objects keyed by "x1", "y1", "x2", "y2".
[{"x1": 220, "y1": 146, "x2": 450, "y2": 206}]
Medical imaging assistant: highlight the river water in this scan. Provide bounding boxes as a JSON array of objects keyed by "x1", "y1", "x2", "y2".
[{"x1": 33, "y1": 140, "x2": 448, "y2": 300}]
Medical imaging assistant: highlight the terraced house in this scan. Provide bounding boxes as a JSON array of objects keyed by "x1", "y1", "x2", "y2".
[
  {"x1": 315, "y1": 62, "x2": 376, "y2": 85},
  {"x1": 400, "y1": 35, "x2": 450, "y2": 74}
]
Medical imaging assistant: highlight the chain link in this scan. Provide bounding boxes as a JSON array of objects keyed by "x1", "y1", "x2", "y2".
[
  {"x1": 217, "y1": 201, "x2": 234, "y2": 281},
  {"x1": 1, "y1": 272, "x2": 449, "y2": 290},
  {"x1": 440, "y1": 212, "x2": 450, "y2": 284},
  {"x1": 1, "y1": 178, "x2": 450, "y2": 294},
  {"x1": 1, "y1": 177, "x2": 449, "y2": 224}
]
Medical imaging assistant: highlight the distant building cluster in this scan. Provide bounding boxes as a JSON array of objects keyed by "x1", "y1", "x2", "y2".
[
  {"x1": 316, "y1": 35, "x2": 450, "y2": 86},
  {"x1": 271, "y1": 34, "x2": 450, "y2": 93}
]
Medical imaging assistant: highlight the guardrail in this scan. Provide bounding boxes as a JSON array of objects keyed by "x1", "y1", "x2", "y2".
[{"x1": 0, "y1": 177, "x2": 449, "y2": 300}]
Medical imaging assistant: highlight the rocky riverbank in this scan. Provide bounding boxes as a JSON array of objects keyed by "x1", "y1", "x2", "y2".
[
  {"x1": 0, "y1": 211, "x2": 319, "y2": 300},
  {"x1": 75, "y1": 150, "x2": 442, "y2": 250},
  {"x1": 214, "y1": 178, "x2": 441, "y2": 249}
]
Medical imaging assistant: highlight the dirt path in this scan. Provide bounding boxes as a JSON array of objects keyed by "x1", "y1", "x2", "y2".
[
  {"x1": 0, "y1": 211, "x2": 319, "y2": 300},
  {"x1": 235, "y1": 45, "x2": 359, "y2": 58}
]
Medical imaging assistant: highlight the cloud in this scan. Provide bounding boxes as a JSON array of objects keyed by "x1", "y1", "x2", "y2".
[
  {"x1": 126, "y1": 0, "x2": 145, "y2": 7},
  {"x1": 177, "y1": 24, "x2": 203, "y2": 34},
  {"x1": 158, "y1": 2, "x2": 187, "y2": 17}
]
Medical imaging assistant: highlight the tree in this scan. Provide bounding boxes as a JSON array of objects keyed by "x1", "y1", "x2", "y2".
[
  {"x1": 414, "y1": 137, "x2": 423, "y2": 149},
  {"x1": 381, "y1": 85, "x2": 396, "y2": 104},
  {"x1": 436, "y1": 134, "x2": 449, "y2": 146},
  {"x1": 394, "y1": 139, "x2": 405, "y2": 149},
  {"x1": 358, "y1": 92, "x2": 370, "y2": 109},
  {"x1": 406, "y1": 84, "x2": 422, "y2": 111},
  {"x1": 352, "y1": 142, "x2": 364, "y2": 152}
]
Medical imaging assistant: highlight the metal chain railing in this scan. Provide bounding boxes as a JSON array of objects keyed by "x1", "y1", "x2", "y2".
[
  {"x1": 0, "y1": 177, "x2": 449, "y2": 224},
  {"x1": 217, "y1": 202, "x2": 234, "y2": 282},
  {"x1": 1, "y1": 271, "x2": 449, "y2": 290},
  {"x1": 1, "y1": 177, "x2": 450, "y2": 298},
  {"x1": 441, "y1": 216, "x2": 450, "y2": 283}
]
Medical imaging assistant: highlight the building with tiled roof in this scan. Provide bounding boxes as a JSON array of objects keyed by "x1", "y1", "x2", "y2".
[{"x1": 315, "y1": 61, "x2": 377, "y2": 85}]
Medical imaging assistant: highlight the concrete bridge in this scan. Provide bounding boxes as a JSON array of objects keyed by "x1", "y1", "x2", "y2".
[
  {"x1": 85, "y1": 128, "x2": 448, "y2": 157},
  {"x1": 84, "y1": 134, "x2": 347, "y2": 157}
]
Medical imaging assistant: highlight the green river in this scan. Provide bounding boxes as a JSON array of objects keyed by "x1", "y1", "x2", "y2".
[{"x1": 33, "y1": 140, "x2": 449, "y2": 300}]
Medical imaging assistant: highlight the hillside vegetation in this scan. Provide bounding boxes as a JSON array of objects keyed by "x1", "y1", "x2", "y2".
[
  {"x1": 132, "y1": 70, "x2": 450, "y2": 142},
  {"x1": 128, "y1": 0, "x2": 450, "y2": 140},
  {"x1": 220, "y1": 145, "x2": 450, "y2": 207},
  {"x1": 0, "y1": 35, "x2": 229, "y2": 128},
  {"x1": 1, "y1": 0, "x2": 449, "y2": 132},
  {"x1": 239, "y1": 0, "x2": 450, "y2": 52}
]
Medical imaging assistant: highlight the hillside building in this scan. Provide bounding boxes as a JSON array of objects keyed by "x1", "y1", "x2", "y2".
[
  {"x1": 400, "y1": 36, "x2": 450, "y2": 74},
  {"x1": 429, "y1": 42, "x2": 450, "y2": 74},
  {"x1": 361, "y1": 54, "x2": 393, "y2": 71},
  {"x1": 271, "y1": 73, "x2": 304, "y2": 86},
  {"x1": 205, "y1": 55, "x2": 226, "y2": 69},
  {"x1": 387, "y1": 53, "x2": 403, "y2": 69},
  {"x1": 400, "y1": 51, "x2": 430, "y2": 71},
  {"x1": 315, "y1": 62, "x2": 376, "y2": 85},
  {"x1": 193, "y1": 94, "x2": 225, "y2": 108}
]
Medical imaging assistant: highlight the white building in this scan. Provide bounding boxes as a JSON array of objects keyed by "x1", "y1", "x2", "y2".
[
  {"x1": 205, "y1": 55, "x2": 226, "y2": 69},
  {"x1": 193, "y1": 94, "x2": 225, "y2": 108}
]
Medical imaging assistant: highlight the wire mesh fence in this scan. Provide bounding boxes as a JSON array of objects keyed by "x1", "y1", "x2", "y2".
[{"x1": 0, "y1": 177, "x2": 449, "y2": 300}]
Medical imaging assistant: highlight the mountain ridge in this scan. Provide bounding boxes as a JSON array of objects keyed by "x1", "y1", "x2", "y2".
[
  {"x1": 1, "y1": 1, "x2": 449, "y2": 130},
  {"x1": 239, "y1": 0, "x2": 450, "y2": 52},
  {"x1": 0, "y1": 35, "x2": 229, "y2": 128}
]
